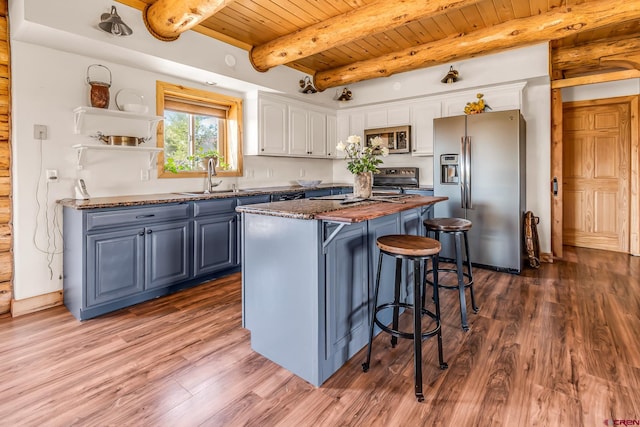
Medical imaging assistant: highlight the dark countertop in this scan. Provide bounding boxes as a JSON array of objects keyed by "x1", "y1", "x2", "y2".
[
  {"x1": 236, "y1": 195, "x2": 448, "y2": 223},
  {"x1": 57, "y1": 183, "x2": 352, "y2": 210}
]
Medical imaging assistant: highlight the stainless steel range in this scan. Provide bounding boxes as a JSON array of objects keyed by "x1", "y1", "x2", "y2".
[{"x1": 373, "y1": 167, "x2": 420, "y2": 191}]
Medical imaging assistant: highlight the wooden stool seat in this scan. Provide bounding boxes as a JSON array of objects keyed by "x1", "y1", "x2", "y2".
[
  {"x1": 424, "y1": 218, "x2": 472, "y2": 232},
  {"x1": 377, "y1": 234, "x2": 441, "y2": 257}
]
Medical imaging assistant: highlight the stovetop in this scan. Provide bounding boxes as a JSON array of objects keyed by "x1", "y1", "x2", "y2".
[{"x1": 373, "y1": 167, "x2": 419, "y2": 188}]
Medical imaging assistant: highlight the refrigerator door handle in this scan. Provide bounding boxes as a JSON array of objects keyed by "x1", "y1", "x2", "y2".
[
  {"x1": 465, "y1": 136, "x2": 472, "y2": 208},
  {"x1": 460, "y1": 136, "x2": 466, "y2": 208}
]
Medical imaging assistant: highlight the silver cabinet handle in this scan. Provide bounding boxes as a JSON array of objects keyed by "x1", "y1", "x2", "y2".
[{"x1": 459, "y1": 136, "x2": 465, "y2": 209}]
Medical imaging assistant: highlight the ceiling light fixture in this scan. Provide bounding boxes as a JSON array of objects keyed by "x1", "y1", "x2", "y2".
[
  {"x1": 441, "y1": 66, "x2": 460, "y2": 84},
  {"x1": 299, "y1": 76, "x2": 317, "y2": 94},
  {"x1": 98, "y1": 6, "x2": 133, "y2": 36}
]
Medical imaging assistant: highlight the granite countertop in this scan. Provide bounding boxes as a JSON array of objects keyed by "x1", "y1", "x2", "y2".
[
  {"x1": 236, "y1": 195, "x2": 448, "y2": 223},
  {"x1": 57, "y1": 184, "x2": 351, "y2": 210}
]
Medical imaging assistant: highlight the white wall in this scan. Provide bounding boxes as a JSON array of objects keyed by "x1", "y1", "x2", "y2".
[{"x1": 9, "y1": 0, "x2": 561, "y2": 301}]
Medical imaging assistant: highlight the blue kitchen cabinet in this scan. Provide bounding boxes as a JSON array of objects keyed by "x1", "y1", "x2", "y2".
[
  {"x1": 331, "y1": 187, "x2": 351, "y2": 195},
  {"x1": 193, "y1": 198, "x2": 238, "y2": 276},
  {"x1": 86, "y1": 227, "x2": 145, "y2": 306},
  {"x1": 305, "y1": 189, "x2": 332, "y2": 198},
  {"x1": 146, "y1": 220, "x2": 191, "y2": 288},
  {"x1": 193, "y1": 213, "x2": 237, "y2": 276},
  {"x1": 64, "y1": 203, "x2": 193, "y2": 320},
  {"x1": 323, "y1": 221, "x2": 369, "y2": 376}
]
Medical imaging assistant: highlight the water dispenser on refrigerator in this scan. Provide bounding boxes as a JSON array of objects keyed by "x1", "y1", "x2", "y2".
[{"x1": 440, "y1": 154, "x2": 459, "y2": 184}]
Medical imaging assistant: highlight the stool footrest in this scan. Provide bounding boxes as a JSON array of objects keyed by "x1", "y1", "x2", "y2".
[
  {"x1": 373, "y1": 302, "x2": 441, "y2": 341},
  {"x1": 425, "y1": 268, "x2": 474, "y2": 290}
]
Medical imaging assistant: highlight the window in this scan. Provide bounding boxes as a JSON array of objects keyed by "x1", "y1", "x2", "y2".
[{"x1": 156, "y1": 81, "x2": 243, "y2": 178}]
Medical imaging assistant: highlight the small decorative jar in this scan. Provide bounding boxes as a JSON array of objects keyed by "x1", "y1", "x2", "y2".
[{"x1": 86, "y1": 64, "x2": 112, "y2": 109}]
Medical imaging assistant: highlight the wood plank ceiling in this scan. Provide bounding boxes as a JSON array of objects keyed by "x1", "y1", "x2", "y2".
[{"x1": 119, "y1": 0, "x2": 640, "y2": 90}]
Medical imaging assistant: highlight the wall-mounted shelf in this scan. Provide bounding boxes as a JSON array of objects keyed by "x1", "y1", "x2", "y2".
[
  {"x1": 72, "y1": 144, "x2": 162, "y2": 170},
  {"x1": 73, "y1": 106, "x2": 163, "y2": 139}
]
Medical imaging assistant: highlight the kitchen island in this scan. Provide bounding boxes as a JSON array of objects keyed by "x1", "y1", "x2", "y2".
[{"x1": 237, "y1": 194, "x2": 447, "y2": 386}]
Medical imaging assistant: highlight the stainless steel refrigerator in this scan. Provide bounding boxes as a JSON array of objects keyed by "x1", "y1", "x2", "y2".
[{"x1": 433, "y1": 110, "x2": 526, "y2": 273}]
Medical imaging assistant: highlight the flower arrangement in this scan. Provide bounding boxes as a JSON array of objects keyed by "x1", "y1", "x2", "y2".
[
  {"x1": 464, "y1": 93, "x2": 491, "y2": 115},
  {"x1": 336, "y1": 135, "x2": 389, "y2": 174}
]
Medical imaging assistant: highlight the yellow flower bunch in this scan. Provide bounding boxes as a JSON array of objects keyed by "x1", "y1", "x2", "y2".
[{"x1": 464, "y1": 93, "x2": 491, "y2": 115}]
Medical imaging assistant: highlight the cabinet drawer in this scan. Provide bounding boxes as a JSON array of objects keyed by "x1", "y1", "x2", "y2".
[
  {"x1": 86, "y1": 204, "x2": 190, "y2": 231},
  {"x1": 194, "y1": 198, "x2": 237, "y2": 217}
]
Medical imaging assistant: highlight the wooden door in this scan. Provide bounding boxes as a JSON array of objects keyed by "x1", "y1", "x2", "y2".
[{"x1": 562, "y1": 101, "x2": 631, "y2": 252}]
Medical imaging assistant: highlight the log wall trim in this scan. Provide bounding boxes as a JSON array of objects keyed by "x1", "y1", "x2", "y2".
[{"x1": 0, "y1": 0, "x2": 12, "y2": 315}]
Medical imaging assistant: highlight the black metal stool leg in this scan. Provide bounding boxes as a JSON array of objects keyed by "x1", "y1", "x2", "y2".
[
  {"x1": 363, "y1": 252, "x2": 384, "y2": 372},
  {"x1": 463, "y1": 231, "x2": 479, "y2": 313},
  {"x1": 391, "y1": 257, "x2": 402, "y2": 348},
  {"x1": 454, "y1": 232, "x2": 469, "y2": 331},
  {"x1": 412, "y1": 259, "x2": 424, "y2": 402},
  {"x1": 432, "y1": 255, "x2": 448, "y2": 370}
]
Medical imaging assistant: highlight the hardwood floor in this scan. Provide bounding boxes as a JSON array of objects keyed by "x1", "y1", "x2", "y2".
[{"x1": 0, "y1": 246, "x2": 639, "y2": 426}]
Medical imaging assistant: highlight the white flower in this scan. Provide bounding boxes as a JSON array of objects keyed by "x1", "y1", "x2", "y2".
[
  {"x1": 336, "y1": 141, "x2": 346, "y2": 152},
  {"x1": 369, "y1": 136, "x2": 384, "y2": 148},
  {"x1": 380, "y1": 146, "x2": 390, "y2": 157},
  {"x1": 346, "y1": 135, "x2": 361, "y2": 144}
]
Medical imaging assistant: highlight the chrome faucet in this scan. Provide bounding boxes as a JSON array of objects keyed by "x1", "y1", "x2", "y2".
[{"x1": 205, "y1": 157, "x2": 222, "y2": 193}]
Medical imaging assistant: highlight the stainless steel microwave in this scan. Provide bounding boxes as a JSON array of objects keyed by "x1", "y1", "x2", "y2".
[{"x1": 364, "y1": 125, "x2": 411, "y2": 153}]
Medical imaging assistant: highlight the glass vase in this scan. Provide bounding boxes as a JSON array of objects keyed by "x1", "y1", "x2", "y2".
[{"x1": 353, "y1": 171, "x2": 373, "y2": 199}]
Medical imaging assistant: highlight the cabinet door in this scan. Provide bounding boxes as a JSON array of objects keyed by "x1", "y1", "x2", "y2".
[
  {"x1": 324, "y1": 222, "x2": 369, "y2": 366},
  {"x1": 146, "y1": 221, "x2": 191, "y2": 289},
  {"x1": 411, "y1": 102, "x2": 441, "y2": 156},
  {"x1": 349, "y1": 112, "x2": 365, "y2": 139},
  {"x1": 326, "y1": 114, "x2": 337, "y2": 157},
  {"x1": 86, "y1": 228, "x2": 145, "y2": 307},
  {"x1": 387, "y1": 105, "x2": 411, "y2": 126},
  {"x1": 259, "y1": 97, "x2": 288, "y2": 155},
  {"x1": 308, "y1": 110, "x2": 327, "y2": 157},
  {"x1": 288, "y1": 105, "x2": 309, "y2": 156},
  {"x1": 365, "y1": 109, "x2": 387, "y2": 128},
  {"x1": 194, "y1": 213, "x2": 237, "y2": 277}
]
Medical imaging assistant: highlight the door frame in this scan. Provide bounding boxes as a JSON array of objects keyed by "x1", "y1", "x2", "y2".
[{"x1": 550, "y1": 94, "x2": 639, "y2": 258}]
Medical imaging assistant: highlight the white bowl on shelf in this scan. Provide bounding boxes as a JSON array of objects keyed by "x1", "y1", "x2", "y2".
[
  {"x1": 297, "y1": 180, "x2": 322, "y2": 187},
  {"x1": 122, "y1": 103, "x2": 149, "y2": 114}
]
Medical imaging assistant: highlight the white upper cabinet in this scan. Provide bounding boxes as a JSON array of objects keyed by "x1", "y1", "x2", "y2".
[
  {"x1": 364, "y1": 104, "x2": 411, "y2": 128},
  {"x1": 258, "y1": 96, "x2": 288, "y2": 155},
  {"x1": 256, "y1": 92, "x2": 333, "y2": 158},
  {"x1": 441, "y1": 82, "x2": 526, "y2": 117},
  {"x1": 326, "y1": 115, "x2": 337, "y2": 157},
  {"x1": 410, "y1": 101, "x2": 441, "y2": 156}
]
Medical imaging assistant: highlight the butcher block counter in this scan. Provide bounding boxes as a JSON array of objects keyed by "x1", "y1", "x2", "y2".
[{"x1": 238, "y1": 194, "x2": 447, "y2": 386}]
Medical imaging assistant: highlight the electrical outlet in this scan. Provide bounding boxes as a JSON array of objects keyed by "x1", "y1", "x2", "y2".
[
  {"x1": 45, "y1": 169, "x2": 58, "y2": 182},
  {"x1": 34, "y1": 124, "x2": 48, "y2": 140},
  {"x1": 140, "y1": 169, "x2": 150, "y2": 181}
]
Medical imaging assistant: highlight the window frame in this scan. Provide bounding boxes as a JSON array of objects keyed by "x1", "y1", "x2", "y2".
[{"x1": 156, "y1": 81, "x2": 243, "y2": 178}]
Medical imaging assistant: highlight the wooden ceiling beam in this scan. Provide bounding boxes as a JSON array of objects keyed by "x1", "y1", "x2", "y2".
[
  {"x1": 552, "y1": 35, "x2": 640, "y2": 72},
  {"x1": 143, "y1": 0, "x2": 235, "y2": 41},
  {"x1": 314, "y1": 0, "x2": 640, "y2": 90},
  {"x1": 551, "y1": 69, "x2": 640, "y2": 89},
  {"x1": 600, "y1": 50, "x2": 640, "y2": 70},
  {"x1": 249, "y1": 0, "x2": 482, "y2": 72}
]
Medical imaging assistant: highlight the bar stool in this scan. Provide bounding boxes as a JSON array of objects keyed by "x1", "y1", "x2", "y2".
[
  {"x1": 362, "y1": 234, "x2": 448, "y2": 402},
  {"x1": 423, "y1": 218, "x2": 478, "y2": 331}
]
